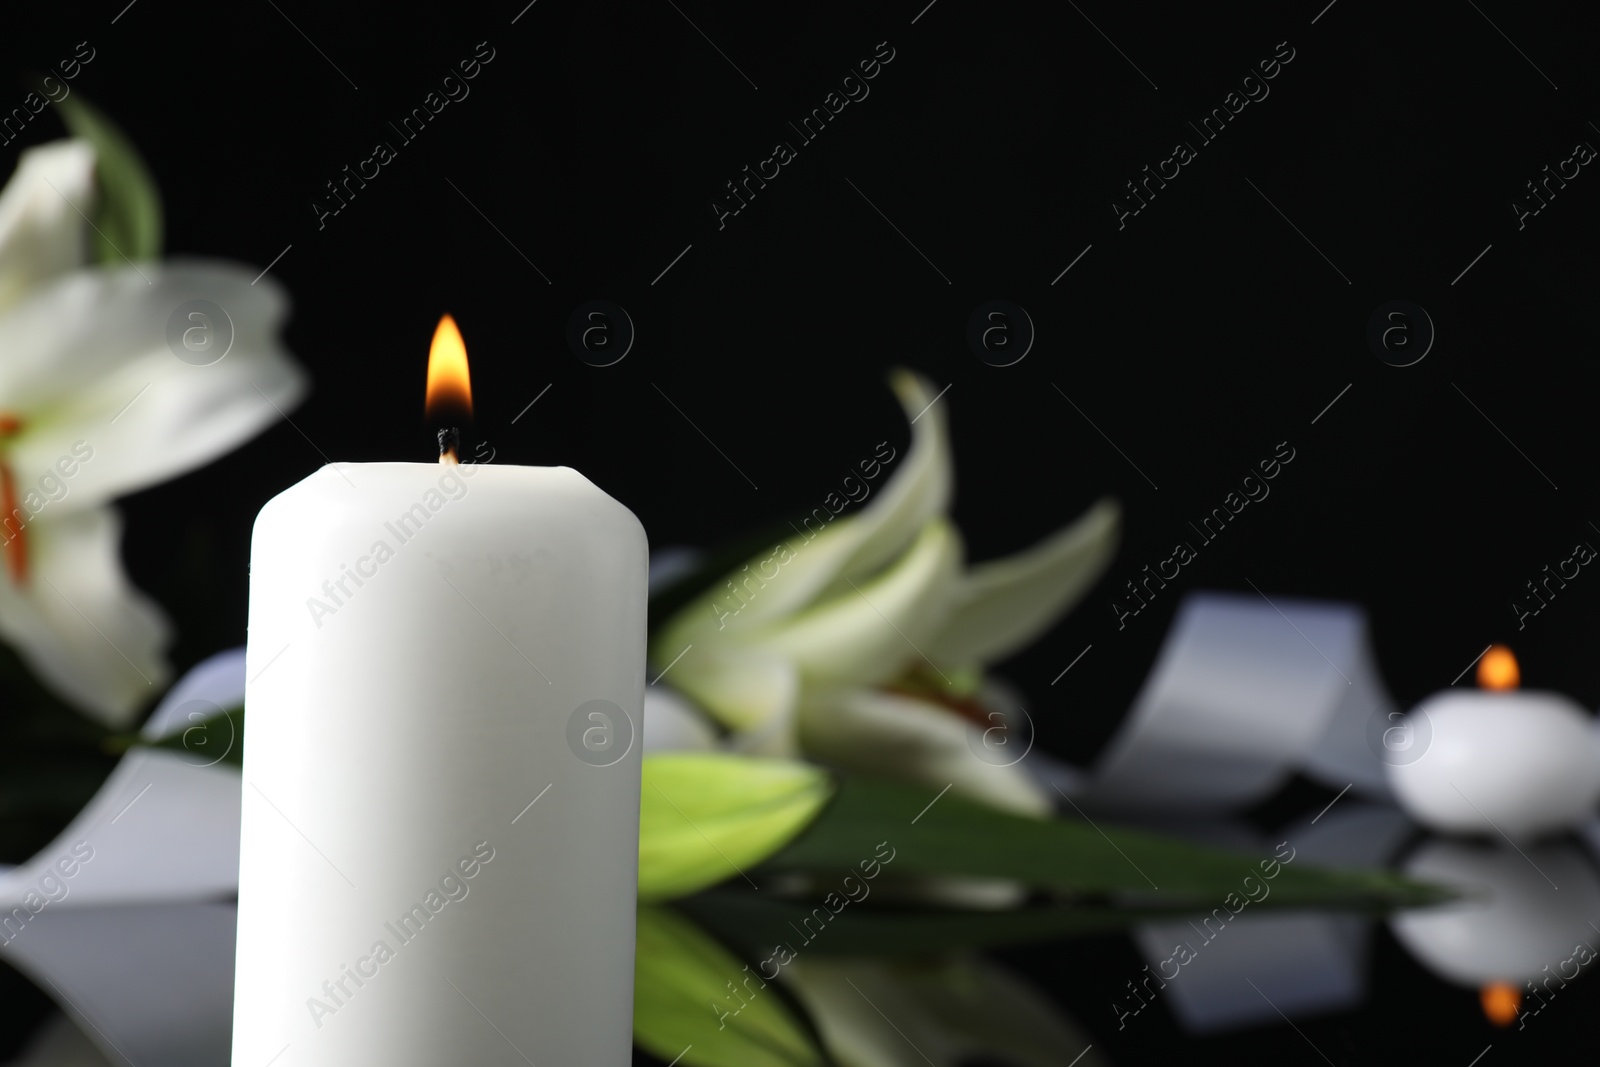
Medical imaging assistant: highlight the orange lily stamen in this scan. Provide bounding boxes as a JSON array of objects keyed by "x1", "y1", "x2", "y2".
[{"x1": 0, "y1": 414, "x2": 27, "y2": 585}]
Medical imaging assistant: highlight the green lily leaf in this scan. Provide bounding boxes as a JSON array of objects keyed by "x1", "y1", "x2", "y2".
[
  {"x1": 641, "y1": 753, "x2": 835, "y2": 902},
  {"x1": 110, "y1": 706, "x2": 242, "y2": 768},
  {"x1": 682, "y1": 890, "x2": 1141, "y2": 957},
  {"x1": 54, "y1": 96, "x2": 163, "y2": 263},
  {"x1": 682, "y1": 883, "x2": 1437, "y2": 960},
  {"x1": 634, "y1": 905, "x2": 824, "y2": 1067},
  {"x1": 762, "y1": 773, "x2": 1450, "y2": 909}
]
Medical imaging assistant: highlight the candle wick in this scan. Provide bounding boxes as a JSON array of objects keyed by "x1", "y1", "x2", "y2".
[{"x1": 438, "y1": 427, "x2": 461, "y2": 465}]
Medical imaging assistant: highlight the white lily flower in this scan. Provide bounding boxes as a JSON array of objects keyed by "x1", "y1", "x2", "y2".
[
  {"x1": 0, "y1": 140, "x2": 306, "y2": 725},
  {"x1": 798, "y1": 685, "x2": 1052, "y2": 816},
  {"x1": 651, "y1": 370, "x2": 1119, "y2": 815}
]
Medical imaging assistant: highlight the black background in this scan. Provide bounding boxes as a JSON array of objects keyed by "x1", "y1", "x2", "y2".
[{"x1": 6, "y1": 0, "x2": 1600, "y2": 1062}]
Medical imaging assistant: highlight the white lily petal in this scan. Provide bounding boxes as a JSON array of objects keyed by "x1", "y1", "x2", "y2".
[
  {"x1": 2, "y1": 261, "x2": 305, "y2": 508},
  {"x1": 798, "y1": 687, "x2": 1050, "y2": 817},
  {"x1": 0, "y1": 507, "x2": 170, "y2": 725},
  {"x1": 653, "y1": 520, "x2": 867, "y2": 650},
  {"x1": 653, "y1": 516, "x2": 959, "y2": 734},
  {"x1": 928, "y1": 497, "x2": 1120, "y2": 666},
  {"x1": 725, "y1": 688, "x2": 804, "y2": 758},
  {"x1": 783, "y1": 957, "x2": 1103, "y2": 1067},
  {"x1": 0, "y1": 140, "x2": 95, "y2": 316},
  {"x1": 825, "y1": 368, "x2": 954, "y2": 587},
  {"x1": 0, "y1": 649, "x2": 244, "y2": 907},
  {"x1": 737, "y1": 368, "x2": 953, "y2": 625},
  {"x1": 642, "y1": 685, "x2": 721, "y2": 752},
  {"x1": 762, "y1": 519, "x2": 961, "y2": 688},
  {"x1": 664, "y1": 643, "x2": 799, "y2": 735},
  {"x1": 655, "y1": 368, "x2": 952, "y2": 648}
]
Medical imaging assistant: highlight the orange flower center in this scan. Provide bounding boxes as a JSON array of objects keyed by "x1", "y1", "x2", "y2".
[
  {"x1": 0, "y1": 413, "x2": 27, "y2": 586},
  {"x1": 885, "y1": 676, "x2": 994, "y2": 729}
]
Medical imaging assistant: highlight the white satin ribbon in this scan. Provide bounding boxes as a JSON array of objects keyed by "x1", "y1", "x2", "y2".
[
  {"x1": 0, "y1": 650, "x2": 245, "y2": 1066},
  {"x1": 1057, "y1": 592, "x2": 1397, "y2": 814}
]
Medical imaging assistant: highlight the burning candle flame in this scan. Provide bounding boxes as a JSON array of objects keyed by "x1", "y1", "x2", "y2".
[
  {"x1": 1480, "y1": 982, "x2": 1520, "y2": 1027},
  {"x1": 425, "y1": 314, "x2": 473, "y2": 426},
  {"x1": 1477, "y1": 645, "x2": 1520, "y2": 691}
]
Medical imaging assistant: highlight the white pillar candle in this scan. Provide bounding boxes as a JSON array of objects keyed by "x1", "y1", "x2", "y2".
[{"x1": 231, "y1": 324, "x2": 647, "y2": 1065}]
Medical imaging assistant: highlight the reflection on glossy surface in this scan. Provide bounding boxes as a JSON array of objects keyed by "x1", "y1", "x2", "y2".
[
  {"x1": 1125, "y1": 805, "x2": 1417, "y2": 1035},
  {"x1": 1480, "y1": 981, "x2": 1520, "y2": 1027},
  {"x1": 1389, "y1": 840, "x2": 1600, "y2": 986},
  {"x1": 1, "y1": 902, "x2": 236, "y2": 1066},
  {"x1": 2, "y1": 1013, "x2": 111, "y2": 1067}
]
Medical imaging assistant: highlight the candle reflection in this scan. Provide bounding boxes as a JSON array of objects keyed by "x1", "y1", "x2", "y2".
[{"x1": 1389, "y1": 839, "x2": 1600, "y2": 1029}]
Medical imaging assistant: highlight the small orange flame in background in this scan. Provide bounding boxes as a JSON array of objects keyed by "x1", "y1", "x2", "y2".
[
  {"x1": 1478, "y1": 645, "x2": 1520, "y2": 691},
  {"x1": 1480, "y1": 982, "x2": 1520, "y2": 1027},
  {"x1": 424, "y1": 314, "x2": 473, "y2": 423}
]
